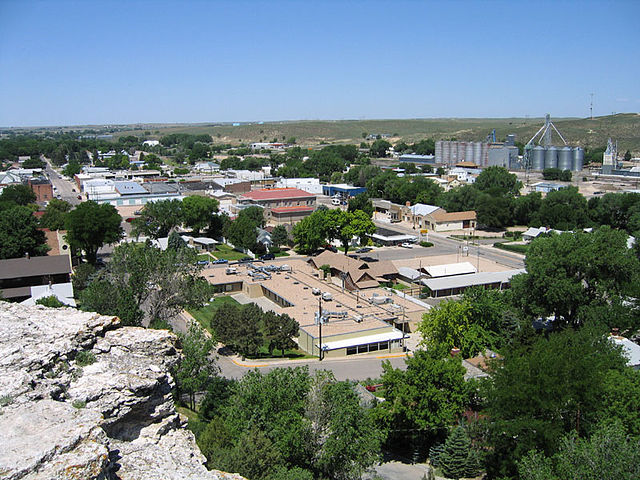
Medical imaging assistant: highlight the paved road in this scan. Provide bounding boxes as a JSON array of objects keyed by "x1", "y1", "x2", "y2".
[
  {"x1": 216, "y1": 351, "x2": 408, "y2": 381},
  {"x1": 43, "y1": 157, "x2": 82, "y2": 206}
]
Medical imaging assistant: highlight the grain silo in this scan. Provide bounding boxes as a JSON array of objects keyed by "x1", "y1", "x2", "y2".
[
  {"x1": 572, "y1": 147, "x2": 584, "y2": 171},
  {"x1": 558, "y1": 146, "x2": 573, "y2": 170},
  {"x1": 545, "y1": 146, "x2": 558, "y2": 169},
  {"x1": 532, "y1": 146, "x2": 545, "y2": 170}
]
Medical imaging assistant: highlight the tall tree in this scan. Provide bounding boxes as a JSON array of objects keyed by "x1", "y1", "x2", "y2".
[
  {"x1": 0, "y1": 205, "x2": 49, "y2": 259},
  {"x1": 263, "y1": 312, "x2": 299, "y2": 356},
  {"x1": 270, "y1": 224, "x2": 289, "y2": 248},
  {"x1": 537, "y1": 186, "x2": 589, "y2": 230},
  {"x1": 132, "y1": 199, "x2": 182, "y2": 239},
  {"x1": 438, "y1": 427, "x2": 480, "y2": 480},
  {"x1": 181, "y1": 195, "x2": 219, "y2": 235},
  {"x1": 0, "y1": 184, "x2": 36, "y2": 206},
  {"x1": 174, "y1": 323, "x2": 218, "y2": 410},
  {"x1": 474, "y1": 166, "x2": 522, "y2": 195},
  {"x1": 347, "y1": 193, "x2": 374, "y2": 218},
  {"x1": 65, "y1": 201, "x2": 122, "y2": 264},
  {"x1": 510, "y1": 226, "x2": 640, "y2": 329},
  {"x1": 40, "y1": 198, "x2": 72, "y2": 230}
]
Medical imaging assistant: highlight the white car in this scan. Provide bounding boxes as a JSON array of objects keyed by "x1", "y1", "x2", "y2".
[
  {"x1": 322, "y1": 292, "x2": 333, "y2": 301},
  {"x1": 400, "y1": 242, "x2": 413, "y2": 248}
]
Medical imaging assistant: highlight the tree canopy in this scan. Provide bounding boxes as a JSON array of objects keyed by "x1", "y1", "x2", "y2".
[
  {"x1": 132, "y1": 199, "x2": 182, "y2": 239},
  {"x1": 181, "y1": 195, "x2": 219, "y2": 235},
  {"x1": 0, "y1": 205, "x2": 49, "y2": 259},
  {"x1": 65, "y1": 201, "x2": 122, "y2": 264}
]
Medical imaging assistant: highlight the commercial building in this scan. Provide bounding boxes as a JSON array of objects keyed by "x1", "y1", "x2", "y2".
[
  {"x1": 401, "y1": 203, "x2": 477, "y2": 232},
  {"x1": 28, "y1": 178, "x2": 53, "y2": 203},
  {"x1": 436, "y1": 141, "x2": 489, "y2": 167},
  {"x1": 322, "y1": 184, "x2": 367, "y2": 199},
  {"x1": 398, "y1": 154, "x2": 435, "y2": 165},
  {"x1": 421, "y1": 269, "x2": 525, "y2": 297},
  {"x1": 0, "y1": 255, "x2": 73, "y2": 302},
  {"x1": 275, "y1": 178, "x2": 323, "y2": 194},
  {"x1": 238, "y1": 188, "x2": 316, "y2": 225}
]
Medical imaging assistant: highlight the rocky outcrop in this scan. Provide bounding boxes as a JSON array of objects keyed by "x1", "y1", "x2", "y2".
[{"x1": 0, "y1": 303, "x2": 245, "y2": 480}]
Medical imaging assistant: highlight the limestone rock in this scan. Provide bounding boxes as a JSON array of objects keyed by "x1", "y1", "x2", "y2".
[{"x1": 0, "y1": 303, "x2": 246, "y2": 480}]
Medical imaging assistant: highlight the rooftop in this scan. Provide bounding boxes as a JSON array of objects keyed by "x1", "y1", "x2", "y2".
[
  {"x1": 430, "y1": 210, "x2": 477, "y2": 222},
  {"x1": 0, "y1": 255, "x2": 72, "y2": 280},
  {"x1": 422, "y1": 269, "x2": 525, "y2": 291},
  {"x1": 241, "y1": 188, "x2": 315, "y2": 201}
]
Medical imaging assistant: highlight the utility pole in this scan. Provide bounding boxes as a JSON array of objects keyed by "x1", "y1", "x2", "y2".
[
  {"x1": 318, "y1": 296, "x2": 323, "y2": 361},
  {"x1": 590, "y1": 93, "x2": 594, "y2": 120}
]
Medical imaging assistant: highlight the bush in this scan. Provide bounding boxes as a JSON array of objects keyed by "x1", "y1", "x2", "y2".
[
  {"x1": 72, "y1": 399, "x2": 86, "y2": 409},
  {"x1": 36, "y1": 295, "x2": 65, "y2": 308},
  {"x1": 76, "y1": 350, "x2": 96, "y2": 366},
  {"x1": 420, "y1": 241, "x2": 434, "y2": 247}
]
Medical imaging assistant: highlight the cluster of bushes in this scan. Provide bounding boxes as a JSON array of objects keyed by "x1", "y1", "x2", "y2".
[{"x1": 542, "y1": 167, "x2": 572, "y2": 181}]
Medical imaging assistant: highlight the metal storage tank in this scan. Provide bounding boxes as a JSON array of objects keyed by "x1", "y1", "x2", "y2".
[
  {"x1": 572, "y1": 147, "x2": 584, "y2": 171},
  {"x1": 545, "y1": 146, "x2": 558, "y2": 169},
  {"x1": 473, "y1": 142, "x2": 482, "y2": 165},
  {"x1": 532, "y1": 146, "x2": 545, "y2": 170},
  {"x1": 558, "y1": 146, "x2": 572, "y2": 170},
  {"x1": 465, "y1": 143, "x2": 474, "y2": 163},
  {"x1": 442, "y1": 142, "x2": 451, "y2": 165}
]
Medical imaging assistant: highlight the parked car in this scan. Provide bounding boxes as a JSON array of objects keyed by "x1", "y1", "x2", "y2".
[
  {"x1": 361, "y1": 256, "x2": 379, "y2": 263},
  {"x1": 312, "y1": 287, "x2": 321, "y2": 295},
  {"x1": 356, "y1": 247, "x2": 372, "y2": 253},
  {"x1": 238, "y1": 257, "x2": 253, "y2": 263},
  {"x1": 196, "y1": 260, "x2": 209, "y2": 266},
  {"x1": 260, "y1": 253, "x2": 275, "y2": 260},
  {"x1": 279, "y1": 264, "x2": 291, "y2": 272},
  {"x1": 400, "y1": 242, "x2": 413, "y2": 248},
  {"x1": 125, "y1": 217, "x2": 135, "y2": 223},
  {"x1": 322, "y1": 292, "x2": 333, "y2": 301},
  {"x1": 225, "y1": 267, "x2": 238, "y2": 275},
  {"x1": 324, "y1": 244, "x2": 338, "y2": 253},
  {"x1": 212, "y1": 258, "x2": 228, "y2": 264}
]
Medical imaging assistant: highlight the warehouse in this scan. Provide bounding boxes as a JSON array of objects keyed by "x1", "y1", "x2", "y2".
[{"x1": 421, "y1": 269, "x2": 525, "y2": 297}]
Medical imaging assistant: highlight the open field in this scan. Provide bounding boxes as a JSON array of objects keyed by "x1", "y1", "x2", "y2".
[{"x1": 104, "y1": 113, "x2": 640, "y2": 152}]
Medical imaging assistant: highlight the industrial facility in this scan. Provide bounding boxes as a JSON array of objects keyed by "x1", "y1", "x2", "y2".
[{"x1": 523, "y1": 114, "x2": 584, "y2": 172}]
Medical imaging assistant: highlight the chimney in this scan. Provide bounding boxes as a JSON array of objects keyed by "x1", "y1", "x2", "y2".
[{"x1": 450, "y1": 347, "x2": 461, "y2": 357}]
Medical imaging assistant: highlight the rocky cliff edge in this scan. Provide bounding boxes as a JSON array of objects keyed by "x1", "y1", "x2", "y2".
[{"x1": 0, "y1": 302, "x2": 245, "y2": 480}]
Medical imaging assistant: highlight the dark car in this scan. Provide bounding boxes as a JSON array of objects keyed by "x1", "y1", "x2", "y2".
[
  {"x1": 212, "y1": 258, "x2": 229, "y2": 264},
  {"x1": 260, "y1": 253, "x2": 275, "y2": 260},
  {"x1": 361, "y1": 256, "x2": 379, "y2": 263},
  {"x1": 238, "y1": 257, "x2": 253, "y2": 263},
  {"x1": 356, "y1": 247, "x2": 372, "y2": 253}
]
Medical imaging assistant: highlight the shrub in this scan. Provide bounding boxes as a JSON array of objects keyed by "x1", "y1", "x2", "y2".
[
  {"x1": 76, "y1": 350, "x2": 96, "y2": 367},
  {"x1": 420, "y1": 241, "x2": 434, "y2": 247},
  {"x1": 36, "y1": 295, "x2": 65, "y2": 308},
  {"x1": 72, "y1": 399, "x2": 86, "y2": 409}
]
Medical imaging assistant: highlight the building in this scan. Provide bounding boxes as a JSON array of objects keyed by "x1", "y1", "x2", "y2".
[
  {"x1": 426, "y1": 210, "x2": 476, "y2": 232},
  {"x1": 308, "y1": 251, "x2": 398, "y2": 291},
  {"x1": 398, "y1": 154, "x2": 436, "y2": 165},
  {"x1": 321, "y1": 184, "x2": 367, "y2": 199},
  {"x1": 238, "y1": 188, "x2": 316, "y2": 225},
  {"x1": 421, "y1": 269, "x2": 525, "y2": 297},
  {"x1": 0, "y1": 255, "x2": 72, "y2": 301},
  {"x1": 610, "y1": 334, "x2": 640, "y2": 369},
  {"x1": 488, "y1": 144, "x2": 520, "y2": 168},
  {"x1": 142, "y1": 140, "x2": 160, "y2": 147},
  {"x1": 275, "y1": 178, "x2": 323, "y2": 194},
  {"x1": 531, "y1": 182, "x2": 565, "y2": 193},
  {"x1": 212, "y1": 178, "x2": 251, "y2": 194},
  {"x1": 27, "y1": 178, "x2": 53, "y2": 203}
]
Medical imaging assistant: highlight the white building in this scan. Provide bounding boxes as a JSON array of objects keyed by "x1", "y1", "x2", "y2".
[{"x1": 275, "y1": 177, "x2": 323, "y2": 194}]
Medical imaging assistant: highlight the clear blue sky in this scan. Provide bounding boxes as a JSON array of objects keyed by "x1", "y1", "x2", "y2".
[{"x1": 0, "y1": 0, "x2": 638, "y2": 127}]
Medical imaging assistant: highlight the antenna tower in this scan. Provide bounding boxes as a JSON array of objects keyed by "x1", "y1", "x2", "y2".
[{"x1": 590, "y1": 93, "x2": 594, "y2": 120}]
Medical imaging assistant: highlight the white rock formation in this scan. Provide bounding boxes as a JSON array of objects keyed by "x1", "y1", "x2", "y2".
[{"x1": 0, "y1": 303, "x2": 245, "y2": 480}]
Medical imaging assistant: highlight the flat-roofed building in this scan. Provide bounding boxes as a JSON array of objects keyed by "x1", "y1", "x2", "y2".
[
  {"x1": 421, "y1": 269, "x2": 525, "y2": 297},
  {"x1": 0, "y1": 255, "x2": 72, "y2": 301},
  {"x1": 28, "y1": 178, "x2": 53, "y2": 203},
  {"x1": 239, "y1": 188, "x2": 316, "y2": 224}
]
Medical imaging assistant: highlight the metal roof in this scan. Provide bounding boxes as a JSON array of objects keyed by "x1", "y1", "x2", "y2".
[
  {"x1": 318, "y1": 329, "x2": 404, "y2": 351},
  {"x1": 0, "y1": 255, "x2": 72, "y2": 280},
  {"x1": 422, "y1": 269, "x2": 525, "y2": 291},
  {"x1": 114, "y1": 181, "x2": 147, "y2": 195},
  {"x1": 409, "y1": 203, "x2": 441, "y2": 216},
  {"x1": 611, "y1": 336, "x2": 640, "y2": 367},
  {"x1": 425, "y1": 262, "x2": 477, "y2": 278}
]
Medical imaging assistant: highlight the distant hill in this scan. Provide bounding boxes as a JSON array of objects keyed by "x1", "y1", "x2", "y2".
[{"x1": 110, "y1": 113, "x2": 640, "y2": 153}]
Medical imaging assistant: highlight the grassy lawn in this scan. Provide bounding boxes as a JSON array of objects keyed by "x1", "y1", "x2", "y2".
[
  {"x1": 246, "y1": 345, "x2": 316, "y2": 360},
  {"x1": 176, "y1": 406, "x2": 200, "y2": 422},
  {"x1": 212, "y1": 244, "x2": 249, "y2": 261},
  {"x1": 188, "y1": 296, "x2": 240, "y2": 333},
  {"x1": 392, "y1": 283, "x2": 408, "y2": 290},
  {"x1": 494, "y1": 242, "x2": 529, "y2": 255},
  {"x1": 197, "y1": 253, "x2": 213, "y2": 261},
  {"x1": 273, "y1": 251, "x2": 290, "y2": 257}
]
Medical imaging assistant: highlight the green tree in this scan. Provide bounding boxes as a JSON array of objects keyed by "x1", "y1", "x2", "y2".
[
  {"x1": 0, "y1": 184, "x2": 36, "y2": 205},
  {"x1": 510, "y1": 227, "x2": 640, "y2": 329},
  {"x1": 475, "y1": 193, "x2": 514, "y2": 228},
  {"x1": 167, "y1": 230, "x2": 188, "y2": 250},
  {"x1": 211, "y1": 302, "x2": 242, "y2": 346},
  {"x1": 438, "y1": 427, "x2": 480, "y2": 480},
  {"x1": 65, "y1": 201, "x2": 122, "y2": 264},
  {"x1": 270, "y1": 224, "x2": 289, "y2": 248},
  {"x1": 174, "y1": 323, "x2": 218, "y2": 410},
  {"x1": 537, "y1": 186, "x2": 589, "y2": 230},
  {"x1": 132, "y1": 199, "x2": 182, "y2": 239},
  {"x1": 71, "y1": 262, "x2": 96, "y2": 292},
  {"x1": 80, "y1": 278, "x2": 143, "y2": 326},
  {"x1": 236, "y1": 303, "x2": 264, "y2": 358},
  {"x1": 35, "y1": 295, "x2": 65, "y2": 308},
  {"x1": 474, "y1": 166, "x2": 522, "y2": 195},
  {"x1": 40, "y1": 198, "x2": 72, "y2": 230},
  {"x1": 375, "y1": 350, "x2": 468, "y2": 449},
  {"x1": 347, "y1": 193, "x2": 374, "y2": 218},
  {"x1": 226, "y1": 213, "x2": 258, "y2": 251},
  {"x1": 63, "y1": 159, "x2": 82, "y2": 177},
  {"x1": 513, "y1": 192, "x2": 542, "y2": 226},
  {"x1": 293, "y1": 210, "x2": 329, "y2": 254},
  {"x1": 0, "y1": 205, "x2": 49, "y2": 259},
  {"x1": 624, "y1": 149, "x2": 632, "y2": 161},
  {"x1": 263, "y1": 312, "x2": 299, "y2": 356},
  {"x1": 483, "y1": 326, "x2": 630, "y2": 478},
  {"x1": 370, "y1": 139, "x2": 392, "y2": 157},
  {"x1": 181, "y1": 195, "x2": 219, "y2": 235},
  {"x1": 518, "y1": 421, "x2": 640, "y2": 480}
]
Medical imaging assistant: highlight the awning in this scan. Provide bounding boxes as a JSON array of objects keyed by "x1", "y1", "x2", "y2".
[{"x1": 318, "y1": 329, "x2": 404, "y2": 351}]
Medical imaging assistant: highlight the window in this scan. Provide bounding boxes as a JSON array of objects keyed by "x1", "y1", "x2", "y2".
[
  {"x1": 379, "y1": 341, "x2": 388, "y2": 350},
  {"x1": 369, "y1": 343, "x2": 379, "y2": 352},
  {"x1": 346, "y1": 347, "x2": 357, "y2": 355},
  {"x1": 357, "y1": 344, "x2": 368, "y2": 354}
]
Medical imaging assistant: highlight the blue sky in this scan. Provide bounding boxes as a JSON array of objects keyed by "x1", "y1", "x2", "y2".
[{"x1": 0, "y1": 0, "x2": 638, "y2": 126}]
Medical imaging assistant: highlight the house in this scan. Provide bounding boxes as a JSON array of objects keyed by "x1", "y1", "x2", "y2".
[
  {"x1": 256, "y1": 228, "x2": 272, "y2": 248},
  {"x1": 531, "y1": 182, "x2": 565, "y2": 193},
  {"x1": 194, "y1": 162, "x2": 220, "y2": 174},
  {"x1": 0, "y1": 255, "x2": 73, "y2": 301},
  {"x1": 308, "y1": 251, "x2": 398, "y2": 291},
  {"x1": 0, "y1": 171, "x2": 22, "y2": 190},
  {"x1": 424, "y1": 209, "x2": 476, "y2": 232},
  {"x1": 402, "y1": 203, "x2": 441, "y2": 228},
  {"x1": 238, "y1": 188, "x2": 316, "y2": 225}
]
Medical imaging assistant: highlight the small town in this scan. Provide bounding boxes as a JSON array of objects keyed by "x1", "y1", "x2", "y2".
[{"x1": 1, "y1": 1, "x2": 639, "y2": 479}]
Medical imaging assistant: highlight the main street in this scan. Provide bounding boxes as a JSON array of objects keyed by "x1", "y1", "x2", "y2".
[{"x1": 43, "y1": 157, "x2": 82, "y2": 206}]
